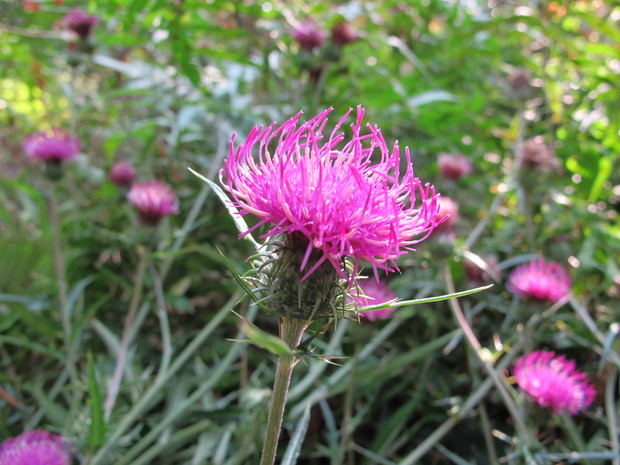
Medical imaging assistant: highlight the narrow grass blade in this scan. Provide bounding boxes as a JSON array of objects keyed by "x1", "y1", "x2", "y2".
[
  {"x1": 87, "y1": 353, "x2": 106, "y2": 447},
  {"x1": 281, "y1": 404, "x2": 312, "y2": 465},
  {"x1": 188, "y1": 167, "x2": 261, "y2": 251}
]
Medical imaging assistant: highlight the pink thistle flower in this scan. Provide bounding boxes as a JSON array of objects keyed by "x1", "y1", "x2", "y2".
[
  {"x1": 109, "y1": 160, "x2": 136, "y2": 187},
  {"x1": 437, "y1": 152, "x2": 473, "y2": 181},
  {"x1": 62, "y1": 9, "x2": 99, "y2": 40},
  {"x1": 517, "y1": 136, "x2": 560, "y2": 173},
  {"x1": 348, "y1": 278, "x2": 397, "y2": 321},
  {"x1": 23, "y1": 129, "x2": 80, "y2": 164},
  {"x1": 221, "y1": 106, "x2": 441, "y2": 280},
  {"x1": 127, "y1": 181, "x2": 179, "y2": 225},
  {"x1": 514, "y1": 351, "x2": 595, "y2": 415},
  {"x1": 0, "y1": 430, "x2": 72, "y2": 465},
  {"x1": 331, "y1": 21, "x2": 358, "y2": 46},
  {"x1": 434, "y1": 196, "x2": 459, "y2": 234},
  {"x1": 507, "y1": 259, "x2": 571, "y2": 303},
  {"x1": 292, "y1": 20, "x2": 326, "y2": 51}
]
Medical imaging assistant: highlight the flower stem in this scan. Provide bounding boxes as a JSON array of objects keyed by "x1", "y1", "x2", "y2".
[
  {"x1": 260, "y1": 317, "x2": 309, "y2": 465},
  {"x1": 103, "y1": 247, "x2": 148, "y2": 420},
  {"x1": 49, "y1": 187, "x2": 69, "y2": 339}
]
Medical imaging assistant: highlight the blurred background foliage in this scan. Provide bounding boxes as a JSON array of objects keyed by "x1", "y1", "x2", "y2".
[{"x1": 1, "y1": 0, "x2": 619, "y2": 464}]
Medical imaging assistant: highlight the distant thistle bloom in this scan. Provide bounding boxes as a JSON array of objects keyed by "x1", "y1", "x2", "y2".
[
  {"x1": 331, "y1": 21, "x2": 358, "y2": 46},
  {"x1": 508, "y1": 68, "x2": 534, "y2": 99},
  {"x1": 507, "y1": 259, "x2": 571, "y2": 302},
  {"x1": 127, "y1": 181, "x2": 179, "y2": 225},
  {"x1": 348, "y1": 278, "x2": 397, "y2": 321},
  {"x1": 514, "y1": 351, "x2": 595, "y2": 415},
  {"x1": 62, "y1": 9, "x2": 99, "y2": 40},
  {"x1": 437, "y1": 152, "x2": 473, "y2": 181},
  {"x1": 221, "y1": 106, "x2": 440, "y2": 281},
  {"x1": 109, "y1": 160, "x2": 136, "y2": 187},
  {"x1": 434, "y1": 196, "x2": 459, "y2": 234},
  {"x1": 517, "y1": 136, "x2": 560, "y2": 173},
  {"x1": 0, "y1": 430, "x2": 72, "y2": 465},
  {"x1": 292, "y1": 20, "x2": 326, "y2": 51},
  {"x1": 23, "y1": 129, "x2": 80, "y2": 164}
]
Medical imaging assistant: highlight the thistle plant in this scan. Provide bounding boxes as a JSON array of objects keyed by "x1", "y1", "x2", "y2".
[{"x1": 194, "y1": 105, "x2": 446, "y2": 464}]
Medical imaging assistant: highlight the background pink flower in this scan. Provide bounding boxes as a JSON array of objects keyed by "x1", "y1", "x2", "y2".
[
  {"x1": 109, "y1": 160, "x2": 136, "y2": 187},
  {"x1": 292, "y1": 20, "x2": 326, "y2": 51},
  {"x1": 507, "y1": 259, "x2": 571, "y2": 303},
  {"x1": 0, "y1": 430, "x2": 72, "y2": 465},
  {"x1": 221, "y1": 106, "x2": 441, "y2": 279},
  {"x1": 514, "y1": 351, "x2": 595, "y2": 415},
  {"x1": 437, "y1": 152, "x2": 473, "y2": 181},
  {"x1": 127, "y1": 181, "x2": 179, "y2": 225},
  {"x1": 23, "y1": 129, "x2": 80, "y2": 163},
  {"x1": 62, "y1": 9, "x2": 99, "y2": 40}
]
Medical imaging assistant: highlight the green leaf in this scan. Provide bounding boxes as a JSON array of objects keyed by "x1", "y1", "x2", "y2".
[
  {"x1": 355, "y1": 284, "x2": 493, "y2": 312},
  {"x1": 87, "y1": 353, "x2": 106, "y2": 447},
  {"x1": 188, "y1": 167, "x2": 261, "y2": 252},
  {"x1": 588, "y1": 155, "x2": 613, "y2": 203},
  {"x1": 235, "y1": 314, "x2": 292, "y2": 356}
]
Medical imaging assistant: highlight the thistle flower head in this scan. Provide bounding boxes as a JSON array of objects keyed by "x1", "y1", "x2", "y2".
[
  {"x1": 62, "y1": 9, "x2": 99, "y2": 40},
  {"x1": 0, "y1": 430, "x2": 72, "y2": 465},
  {"x1": 508, "y1": 68, "x2": 534, "y2": 99},
  {"x1": 514, "y1": 351, "x2": 595, "y2": 415},
  {"x1": 23, "y1": 129, "x2": 80, "y2": 164},
  {"x1": 517, "y1": 136, "x2": 560, "y2": 173},
  {"x1": 507, "y1": 259, "x2": 571, "y2": 303},
  {"x1": 437, "y1": 152, "x2": 473, "y2": 181},
  {"x1": 127, "y1": 181, "x2": 179, "y2": 225},
  {"x1": 292, "y1": 20, "x2": 326, "y2": 51},
  {"x1": 221, "y1": 106, "x2": 441, "y2": 281},
  {"x1": 348, "y1": 278, "x2": 397, "y2": 321},
  {"x1": 331, "y1": 21, "x2": 358, "y2": 46},
  {"x1": 109, "y1": 160, "x2": 136, "y2": 187}
]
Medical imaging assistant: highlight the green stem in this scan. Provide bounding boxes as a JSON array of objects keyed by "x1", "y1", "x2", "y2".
[
  {"x1": 260, "y1": 317, "x2": 309, "y2": 465},
  {"x1": 605, "y1": 362, "x2": 620, "y2": 465},
  {"x1": 48, "y1": 187, "x2": 80, "y2": 387},
  {"x1": 49, "y1": 188, "x2": 69, "y2": 340},
  {"x1": 103, "y1": 248, "x2": 148, "y2": 421}
]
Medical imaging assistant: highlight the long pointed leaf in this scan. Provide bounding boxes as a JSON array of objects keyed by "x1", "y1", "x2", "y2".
[{"x1": 188, "y1": 167, "x2": 261, "y2": 251}]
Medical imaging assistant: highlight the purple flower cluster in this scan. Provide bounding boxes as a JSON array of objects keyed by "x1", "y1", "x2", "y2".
[
  {"x1": 507, "y1": 259, "x2": 571, "y2": 303},
  {"x1": 128, "y1": 181, "x2": 179, "y2": 225},
  {"x1": 221, "y1": 106, "x2": 440, "y2": 279},
  {"x1": 514, "y1": 351, "x2": 595, "y2": 415},
  {"x1": 22, "y1": 129, "x2": 80, "y2": 164},
  {"x1": 0, "y1": 430, "x2": 72, "y2": 465}
]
